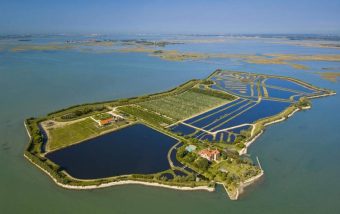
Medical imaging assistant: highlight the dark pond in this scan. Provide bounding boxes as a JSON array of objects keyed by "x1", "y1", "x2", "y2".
[
  {"x1": 201, "y1": 134, "x2": 214, "y2": 141},
  {"x1": 183, "y1": 167, "x2": 196, "y2": 174},
  {"x1": 160, "y1": 173, "x2": 174, "y2": 180},
  {"x1": 211, "y1": 78, "x2": 254, "y2": 97},
  {"x1": 38, "y1": 124, "x2": 48, "y2": 153},
  {"x1": 189, "y1": 100, "x2": 252, "y2": 128},
  {"x1": 265, "y1": 78, "x2": 315, "y2": 93},
  {"x1": 229, "y1": 134, "x2": 236, "y2": 143},
  {"x1": 170, "y1": 148, "x2": 184, "y2": 168},
  {"x1": 173, "y1": 170, "x2": 188, "y2": 177},
  {"x1": 46, "y1": 124, "x2": 178, "y2": 179},
  {"x1": 184, "y1": 99, "x2": 245, "y2": 124},
  {"x1": 228, "y1": 125, "x2": 251, "y2": 134},
  {"x1": 204, "y1": 102, "x2": 257, "y2": 130},
  {"x1": 210, "y1": 100, "x2": 291, "y2": 131},
  {"x1": 170, "y1": 123, "x2": 196, "y2": 135},
  {"x1": 215, "y1": 132, "x2": 225, "y2": 142},
  {"x1": 266, "y1": 87, "x2": 299, "y2": 99}
]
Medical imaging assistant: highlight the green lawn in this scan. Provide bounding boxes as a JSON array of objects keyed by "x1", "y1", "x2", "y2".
[
  {"x1": 138, "y1": 90, "x2": 229, "y2": 120},
  {"x1": 93, "y1": 112, "x2": 112, "y2": 120},
  {"x1": 47, "y1": 118, "x2": 128, "y2": 151}
]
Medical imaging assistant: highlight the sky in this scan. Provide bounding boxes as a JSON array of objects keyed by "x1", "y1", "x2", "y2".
[{"x1": 1, "y1": 0, "x2": 340, "y2": 35}]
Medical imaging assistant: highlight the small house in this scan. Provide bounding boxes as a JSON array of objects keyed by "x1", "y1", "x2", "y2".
[
  {"x1": 198, "y1": 148, "x2": 220, "y2": 161},
  {"x1": 100, "y1": 118, "x2": 113, "y2": 126}
]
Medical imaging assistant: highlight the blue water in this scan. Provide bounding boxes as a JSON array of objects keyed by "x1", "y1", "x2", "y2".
[
  {"x1": 164, "y1": 37, "x2": 340, "y2": 55},
  {"x1": 265, "y1": 78, "x2": 315, "y2": 93},
  {"x1": 266, "y1": 87, "x2": 299, "y2": 99},
  {"x1": 1, "y1": 35, "x2": 340, "y2": 213},
  {"x1": 228, "y1": 125, "x2": 252, "y2": 134},
  {"x1": 201, "y1": 134, "x2": 214, "y2": 141},
  {"x1": 210, "y1": 100, "x2": 291, "y2": 131},
  {"x1": 173, "y1": 170, "x2": 188, "y2": 177},
  {"x1": 185, "y1": 99, "x2": 245, "y2": 124},
  {"x1": 46, "y1": 124, "x2": 177, "y2": 179},
  {"x1": 204, "y1": 101, "x2": 257, "y2": 131},
  {"x1": 229, "y1": 134, "x2": 236, "y2": 143},
  {"x1": 189, "y1": 100, "x2": 252, "y2": 128},
  {"x1": 170, "y1": 148, "x2": 185, "y2": 168},
  {"x1": 161, "y1": 173, "x2": 174, "y2": 180},
  {"x1": 170, "y1": 123, "x2": 197, "y2": 135}
]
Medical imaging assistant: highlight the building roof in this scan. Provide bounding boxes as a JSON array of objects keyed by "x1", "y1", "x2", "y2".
[
  {"x1": 198, "y1": 148, "x2": 220, "y2": 158},
  {"x1": 185, "y1": 145, "x2": 197, "y2": 152},
  {"x1": 100, "y1": 118, "x2": 113, "y2": 125}
]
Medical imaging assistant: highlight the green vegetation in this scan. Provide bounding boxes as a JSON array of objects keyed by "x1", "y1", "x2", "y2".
[
  {"x1": 93, "y1": 112, "x2": 113, "y2": 120},
  {"x1": 138, "y1": 90, "x2": 231, "y2": 121},
  {"x1": 201, "y1": 79, "x2": 214, "y2": 85},
  {"x1": 59, "y1": 106, "x2": 108, "y2": 121},
  {"x1": 295, "y1": 97, "x2": 312, "y2": 109},
  {"x1": 45, "y1": 79, "x2": 199, "y2": 122},
  {"x1": 118, "y1": 105, "x2": 174, "y2": 126},
  {"x1": 47, "y1": 118, "x2": 128, "y2": 151},
  {"x1": 25, "y1": 117, "x2": 45, "y2": 154},
  {"x1": 176, "y1": 144, "x2": 261, "y2": 196},
  {"x1": 190, "y1": 88, "x2": 235, "y2": 100}
]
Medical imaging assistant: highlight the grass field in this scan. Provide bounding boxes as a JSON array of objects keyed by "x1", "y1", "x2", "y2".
[
  {"x1": 93, "y1": 112, "x2": 112, "y2": 120},
  {"x1": 138, "y1": 90, "x2": 229, "y2": 121},
  {"x1": 47, "y1": 118, "x2": 128, "y2": 151}
]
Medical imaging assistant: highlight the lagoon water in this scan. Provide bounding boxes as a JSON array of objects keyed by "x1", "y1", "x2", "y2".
[{"x1": 0, "y1": 35, "x2": 340, "y2": 213}]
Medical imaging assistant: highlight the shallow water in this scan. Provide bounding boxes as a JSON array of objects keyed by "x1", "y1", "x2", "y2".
[{"x1": 0, "y1": 35, "x2": 340, "y2": 213}]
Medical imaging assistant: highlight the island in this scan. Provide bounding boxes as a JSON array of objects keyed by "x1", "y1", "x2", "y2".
[{"x1": 24, "y1": 70, "x2": 335, "y2": 200}]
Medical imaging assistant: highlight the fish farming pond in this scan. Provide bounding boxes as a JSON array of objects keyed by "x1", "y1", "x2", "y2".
[
  {"x1": 169, "y1": 71, "x2": 326, "y2": 144},
  {"x1": 46, "y1": 124, "x2": 178, "y2": 179}
]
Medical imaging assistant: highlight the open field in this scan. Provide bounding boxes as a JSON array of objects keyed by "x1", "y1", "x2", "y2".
[
  {"x1": 46, "y1": 118, "x2": 128, "y2": 151},
  {"x1": 138, "y1": 90, "x2": 230, "y2": 121},
  {"x1": 92, "y1": 112, "x2": 113, "y2": 120}
]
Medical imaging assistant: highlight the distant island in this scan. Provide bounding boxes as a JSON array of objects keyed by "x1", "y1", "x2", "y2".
[
  {"x1": 24, "y1": 70, "x2": 335, "y2": 200},
  {"x1": 6, "y1": 38, "x2": 340, "y2": 74}
]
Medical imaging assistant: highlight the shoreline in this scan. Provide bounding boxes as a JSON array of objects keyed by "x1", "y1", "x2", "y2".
[
  {"x1": 239, "y1": 104, "x2": 311, "y2": 155},
  {"x1": 24, "y1": 121, "x2": 32, "y2": 140},
  {"x1": 23, "y1": 70, "x2": 336, "y2": 201},
  {"x1": 307, "y1": 92, "x2": 336, "y2": 99},
  {"x1": 24, "y1": 154, "x2": 214, "y2": 192},
  {"x1": 236, "y1": 170, "x2": 264, "y2": 199}
]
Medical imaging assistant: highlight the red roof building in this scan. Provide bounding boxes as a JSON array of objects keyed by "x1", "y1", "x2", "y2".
[
  {"x1": 198, "y1": 149, "x2": 220, "y2": 161},
  {"x1": 100, "y1": 118, "x2": 113, "y2": 126}
]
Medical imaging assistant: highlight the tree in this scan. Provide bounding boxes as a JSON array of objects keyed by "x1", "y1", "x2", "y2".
[
  {"x1": 177, "y1": 148, "x2": 188, "y2": 158},
  {"x1": 195, "y1": 158, "x2": 209, "y2": 171},
  {"x1": 295, "y1": 97, "x2": 311, "y2": 108},
  {"x1": 236, "y1": 142, "x2": 245, "y2": 149},
  {"x1": 184, "y1": 152, "x2": 197, "y2": 163}
]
